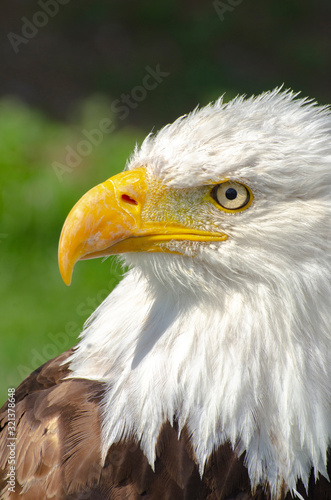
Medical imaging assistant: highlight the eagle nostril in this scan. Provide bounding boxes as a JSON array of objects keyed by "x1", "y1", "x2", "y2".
[{"x1": 121, "y1": 194, "x2": 138, "y2": 205}]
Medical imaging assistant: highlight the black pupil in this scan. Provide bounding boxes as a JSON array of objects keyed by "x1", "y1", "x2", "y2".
[{"x1": 225, "y1": 188, "x2": 237, "y2": 200}]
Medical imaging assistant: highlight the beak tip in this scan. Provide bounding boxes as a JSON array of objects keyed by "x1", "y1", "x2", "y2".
[
  {"x1": 58, "y1": 251, "x2": 74, "y2": 286},
  {"x1": 59, "y1": 265, "x2": 73, "y2": 286},
  {"x1": 58, "y1": 224, "x2": 76, "y2": 286},
  {"x1": 63, "y1": 274, "x2": 72, "y2": 286}
]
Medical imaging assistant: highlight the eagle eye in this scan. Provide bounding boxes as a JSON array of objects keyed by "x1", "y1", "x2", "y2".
[{"x1": 212, "y1": 181, "x2": 251, "y2": 211}]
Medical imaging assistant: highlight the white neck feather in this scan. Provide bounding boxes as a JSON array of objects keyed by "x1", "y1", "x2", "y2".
[{"x1": 69, "y1": 263, "x2": 331, "y2": 499}]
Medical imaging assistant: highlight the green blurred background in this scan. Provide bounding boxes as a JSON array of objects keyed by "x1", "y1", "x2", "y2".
[{"x1": 0, "y1": 0, "x2": 330, "y2": 403}]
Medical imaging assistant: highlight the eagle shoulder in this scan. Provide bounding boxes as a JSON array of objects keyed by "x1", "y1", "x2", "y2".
[{"x1": 0, "y1": 350, "x2": 105, "y2": 499}]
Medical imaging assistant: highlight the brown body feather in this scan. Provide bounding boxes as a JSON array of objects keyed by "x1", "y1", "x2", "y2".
[{"x1": 0, "y1": 353, "x2": 330, "y2": 499}]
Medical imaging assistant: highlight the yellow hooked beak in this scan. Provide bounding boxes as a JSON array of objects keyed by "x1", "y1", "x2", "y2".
[{"x1": 58, "y1": 168, "x2": 227, "y2": 285}]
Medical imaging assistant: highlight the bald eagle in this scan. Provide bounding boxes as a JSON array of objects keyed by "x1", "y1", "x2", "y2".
[{"x1": 0, "y1": 90, "x2": 330, "y2": 500}]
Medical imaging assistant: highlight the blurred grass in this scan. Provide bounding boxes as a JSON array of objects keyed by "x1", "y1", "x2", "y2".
[{"x1": 0, "y1": 97, "x2": 146, "y2": 404}]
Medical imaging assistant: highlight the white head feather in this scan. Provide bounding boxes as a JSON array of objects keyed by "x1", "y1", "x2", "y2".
[{"x1": 69, "y1": 89, "x2": 331, "y2": 499}]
